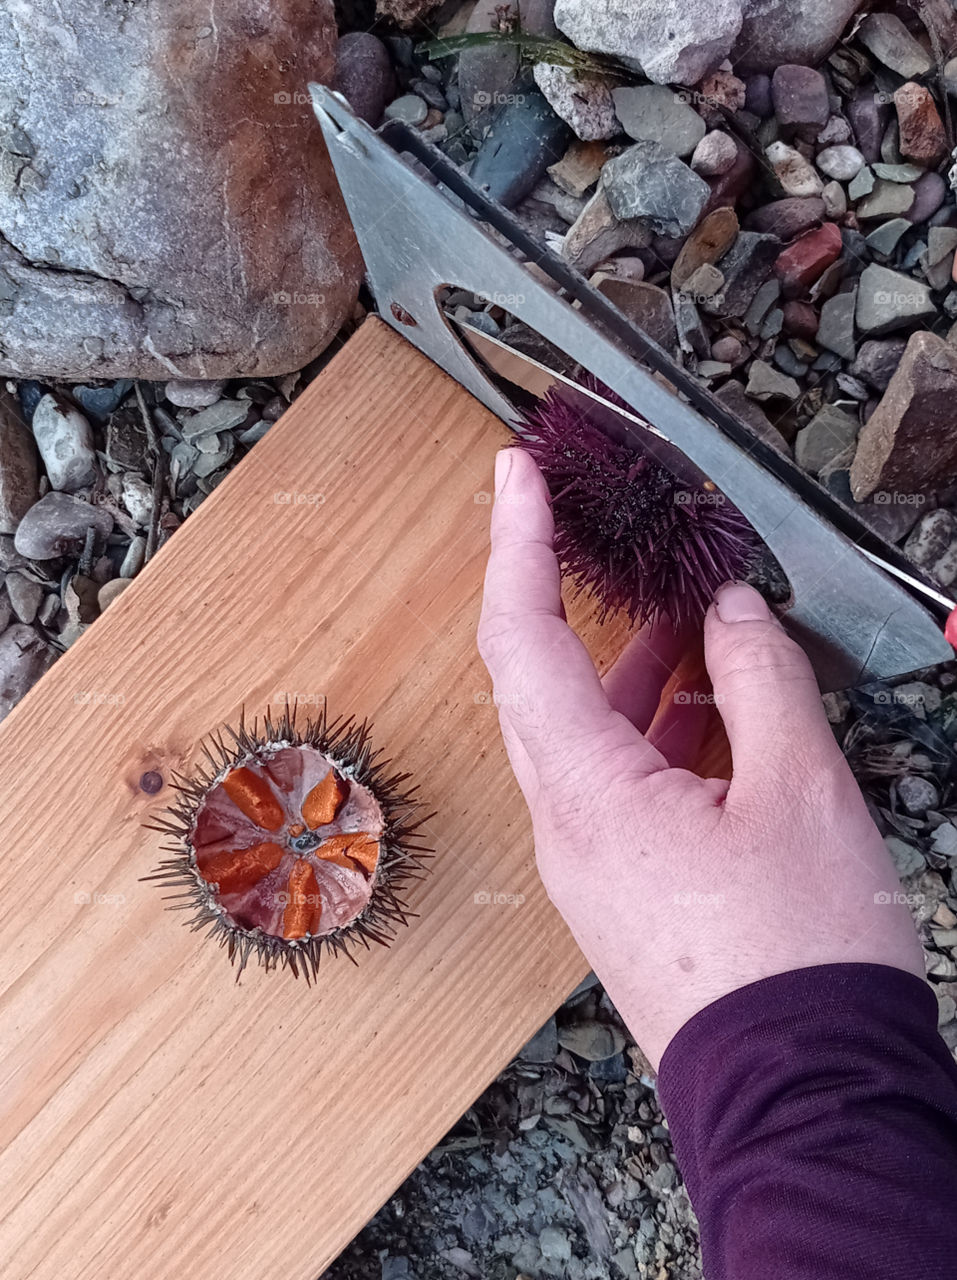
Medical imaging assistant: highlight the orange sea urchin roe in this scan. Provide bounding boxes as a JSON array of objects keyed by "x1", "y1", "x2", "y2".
[
  {"x1": 301, "y1": 769, "x2": 348, "y2": 829},
  {"x1": 198, "y1": 841, "x2": 285, "y2": 894},
  {"x1": 316, "y1": 832, "x2": 380, "y2": 875},
  {"x1": 282, "y1": 858, "x2": 322, "y2": 939},
  {"x1": 221, "y1": 766, "x2": 284, "y2": 832}
]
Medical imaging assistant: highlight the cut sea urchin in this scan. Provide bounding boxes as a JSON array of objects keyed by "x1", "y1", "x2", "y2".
[
  {"x1": 144, "y1": 704, "x2": 432, "y2": 980},
  {"x1": 518, "y1": 381, "x2": 761, "y2": 628}
]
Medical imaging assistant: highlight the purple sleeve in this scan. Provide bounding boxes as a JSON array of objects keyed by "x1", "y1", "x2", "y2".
[{"x1": 657, "y1": 963, "x2": 957, "y2": 1280}]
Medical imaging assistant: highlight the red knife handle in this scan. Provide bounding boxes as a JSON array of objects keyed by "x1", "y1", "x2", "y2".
[{"x1": 945, "y1": 607, "x2": 957, "y2": 650}]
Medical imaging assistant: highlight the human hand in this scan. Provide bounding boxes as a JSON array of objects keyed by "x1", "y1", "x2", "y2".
[{"x1": 478, "y1": 447, "x2": 925, "y2": 1069}]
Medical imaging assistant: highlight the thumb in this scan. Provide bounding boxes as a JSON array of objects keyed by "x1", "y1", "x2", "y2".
[{"x1": 703, "y1": 581, "x2": 842, "y2": 788}]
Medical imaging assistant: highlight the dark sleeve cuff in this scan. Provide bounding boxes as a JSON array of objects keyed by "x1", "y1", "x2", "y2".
[{"x1": 657, "y1": 963, "x2": 957, "y2": 1280}]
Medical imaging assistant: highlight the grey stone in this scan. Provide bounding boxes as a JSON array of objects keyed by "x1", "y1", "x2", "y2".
[
  {"x1": 384, "y1": 93, "x2": 428, "y2": 125},
  {"x1": 904, "y1": 509, "x2": 955, "y2": 572},
  {"x1": 771, "y1": 65, "x2": 829, "y2": 132},
  {"x1": 520, "y1": 1016, "x2": 559, "y2": 1064},
  {"x1": 5, "y1": 572, "x2": 43, "y2": 625},
  {"x1": 554, "y1": 0, "x2": 744, "y2": 87},
  {"x1": 31, "y1": 395, "x2": 97, "y2": 492},
  {"x1": 858, "y1": 12, "x2": 934, "y2": 79},
  {"x1": 534, "y1": 64, "x2": 620, "y2": 141},
  {"x1": 0, "y1": 623, "x2": 54, "y2": 720},
  {"x1": 594, "y1": 279, "x2": 678, "y2": 354},
  {"x1": 691, "y1": 131, "x2": 739, "y2": 176},
  {"x1": 73, "y1": 381, "x2": 132, "y2": 421},
  {"x1": 849, "y1": 338, "x2": 907, "y2": 391},
  {"x1": 865, "y1": 219, "x2": 911, "y2": 255},
  {"x1": 459, "y1": 0, "x2": 521, "y2": 126},
  {"x1": 180, "y1": 400, "x2": 249, "y2": 441},
  {"x1": 733, "y1": 0, "x2": 863, "y2": 75},
  {"x1": 13, "y1": 491, "x2": 112, "y2": 560},
  {"x1": 821, "y1": 181, "x2": 847, "y2": 218},
  {"x1": 0, "y1": 391, "x2": 40, "y2": 535},
  {"x1": 611, "y1": 85, "x2": 706, "y2": 157},
  {"x1": 724, "y1": 374, "x2": 792, "y2": 451},
  {"x1": 923, "y1": 227, "x2": 957, "y2": 291},
  {"x1": 0, "y1": 0, "x2": 361, "y2": 381},
  {"x1": 816, "y1": 145, "x2": 865, "y2": 181},
  {"x1": 711, "y1": 232, "x2": 780, "y2": 317},
  {"x1": 743, "y1": 278, "x2": 782, "y2": 333},
  {"x1": 873, "y1": 162, "x2": 925, "y2": 183},
  {"x1": 817, "y1": 289, "x2": 857, "y2": 360},
  {"x1": 539, "y1": 1226, "x2": 572, "y2": 1261},
  {"x1": 884, "y1": 834, "x2": 926, "y2": 877},
  {"x1": 121, "y1": 474, "x2": 154, "y2": 528},
  {"x1": 164, "y1": 380, "x2": 227, "y2": 410},
  {"x1": 746, "y1": 359, "x2": 800, "y2": 401},
  {"x1": 120, "y1": 535, "x2": 147, "y2": 578},
  {"x1": 470, "y1": 89, "x2": 570, "y2": 209},
  {"x1": 795, "y1": 405, "x2": 859, "y2": 474},
  {"x1": 855, "y1": 265, "x2": 935, "y2": 336},
  {"x1": 601, "y1": 143, "x2": 709, "y2": 236},
  {"x1": 556, "y1": 1019, "x2": 627, "y2": 1061},
  {"x1": 895, "y1": 775, "x2": 940, "y2": 817},
  {"x1": 855, "y1": 181, "x2": 915, "y2": 220},
  {"x1": 848, "y1": 166, "x2": 875, "y2": 201},
  {"x1": 334, "y1": 31, "x2": 395, "y2": 127},
  {"x1": 745, "y1": 197, "x2": 825, "y2": 239},
  {"x1": 561, "y1": 188, "x2": 653, "y2": 274}
]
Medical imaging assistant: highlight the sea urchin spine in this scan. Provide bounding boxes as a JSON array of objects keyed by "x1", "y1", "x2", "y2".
[
  {"x1": 517, "y1": 383, "x2": 761, "y2": 629},
  {"x1": 143, "y1": 703, "x2": 433, "y2": 981}
]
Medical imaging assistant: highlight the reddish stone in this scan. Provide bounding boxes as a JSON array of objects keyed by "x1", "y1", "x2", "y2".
[
  {"x1": 782, "y1": 300, "x2": 819, "y2": 339},
  {"x1": 773, "y1": 222, "x2": 842, "y2": 296},
  {"x1": 701, "y1": 136, "x2": 755, "y2": 218},
  {"x1": 895, "y1": 82, "x2": 948, "y2": 168}
]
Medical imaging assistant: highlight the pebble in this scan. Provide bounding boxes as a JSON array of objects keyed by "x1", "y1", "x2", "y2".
[
  {"x1": 849, "y1": 338, "x2": 907, "y2": 391},
  {"x1": 5, "y1": 572, "x2": 43, "y2": 625},
  {"x1": 594, "y1": 279, "x2": 678, "y2": 353},
  {"x1": 0, "y1": 393, "x2": 40, "y2": 534},
  {"x1": 561, "y1": 188, "x2": 652, "y2": 274},
  {"x1": 771, "y1": 65, "x2": 830, "y2": 133},
  {"x1": 121, "y1": 473, "x2": 154, "y2": 527},
  {"x1": 745, "y1": 73, "x2": 773, "y2": 118},
  {"x1": 469, "y1": 89, "x2": 570, "y2": 209},
  {"x1": 857, "y1": 12, "x2": 934, "y2": 79},
  {"x1": 773, "y1": 221, "x2": 842, "y2": 296},
  {"x1": 334, "y1": 32, "x2": 395, "y2": 128},
  {"x1": 848, "y1": 166, "x2": 875, "y2": 201},
  {"x1": 895, "y1": 82, "x2": 948, "y2": 168},
  {"x1": 923, "y1": 226, "x2": 957, "y2": 290},
  {"x1": 873, "y1": 162, "x2": 925, "y2": 184},
  {"x1": 539, "y1": 1226, "x2": 572, "y2": 1262},
  {"x1": 556, "y1": 1020, "x2": 626, "y2": 1061},
  {"x1": 691, "y1": 130, "x2": 738, "y2": 177},
  {"x1": 855, "y1": 180, "x2": 915, "y2": 221},
  {"x1": 711, "y1": 335, "x2": 748, "y2": 365},
  {"x1": 850, "y1": 331, "x2": 957, "y2": 500},
  {"x1": 765, "y1": 141, "x2": 824, "y2": 197},
  {"x1": 534, "y1": 64, "x2": 620, "y2": 141},
  {"x1": 745, "y1": 196, "x2": 825, "y2": 239},
  {"x1": 72, "y1": 381, "x2": 132, "y2": 420},
  {"x1": 611, "y1": 85, "x2": 706, "y2": 157},
  {"x1": 179, "y1": 399, "x2": 248, "y2": 441},
  {"x1": 816, "y1": 289, "x2": 857, "y2": 360},
  {"x1": 31, "y1": 394, "x2": 98, "y2": 492},
  {"x1": 746, "y1": 359, "x2": 801, "y2": 402},
  {"x1": 895, "y1": 774, "x2": 940, "y2": 817},
  {"x1": 907, "y1": 172, "x2": 948, "y2": 224},
  {"x1": 818, "y1": 115, "x2": 851, "y2": 147},
  {"x1": 884, "y1": 834, "x2": 926, "y2": 877},
  {"x1": 671, "y1": 207, "x2": 739, "y2": 289},
  {"x1": 794, "y1": 405, "x2": 859, "y2": 475},
  {"x1": 865, "y1": 218, "x2": 911, "y2": 256},
  {"x1": 547, "y1": 140, "x2": 608, "y2": 197},
  {"x1": 13, "y1": 491, "x2": 113, "y2": 560},
  {"x1": 816, "y1": 145, "x2": 864, "y2": 181},
  {"x1": 0, "y1": 623, "x2": 53, "y2": 720},
  {"x1": 384, "y1": 93, "x2": 428, "y2": 125},
  {"x1": 854, "y1": 264, "x2": 935, "y2": 336},
  {"x1": 904, "y1": 509, "x2": 957, "y2": 569},
  {"x1": 98, "y1": 578, "x2": 132, "y2": 610},
  {"x1": 120, "y1": 535, "x2": 146, "y2": 578},
  {"x1": 711, "y1": 231, "x2": 781, "y2": 317},
  {"x1": 847, "y1": 91, "x2": 886, "y2": 163},
  {"x1": 601, "y1": 142, "x2": 709, "y2": 237},
  {"x1": 164, "y1": 379, "x2": 227, "y2": 410}
]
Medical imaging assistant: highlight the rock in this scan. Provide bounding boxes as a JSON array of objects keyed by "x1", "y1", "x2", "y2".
[
  {"x1": 562, "y1": 189, "x2": 653, "y2": 274},
  {"x1": 532, "y1": 64, "x2": 619, "y2": 142},
  {"x1": 732, "y1": 0, "x2": 863, "y2": 74},
  {"x1": 858, "y1": 13, "x2": 934, "y2": 79},
  {"x1": 13, "y1": 491, "x2": 112, "y2": 560},
  {"x1": 601, "y1": 143, "x2": 709, "y2": 237},
  {"x1": 746, "y1": 359, "x2": 800, "y2": 401},
  {"x1": 594, "y1": 280, "x2": 678, "y2": 354},
  {"x1": 906, "y1": 171, "x2": 947, "y2": 224},
  {"x1": 611, "y1": 86, "x2": 706, "y2": 157},
  {"x1": 818, "y1": 116, "x2": 852, "y2": 147},
  {"x1": 896, "y1": 774, "x2": 940, "y2": 817},
  {"x1": 894, "y1": 82, "x2": 948, "y2": 168},
  {"x1": 547, "y1": 141, "x2": 609, "y2": 197},
  {"x1": 164, "y1": 380, "x2": 227, "y2": 410},
  {"x1": 865, "y1": 219, "x2": 911, "y2": 256},
  {"x1": 520, "y1": 1016, "x2": 559, "y2": 1063},
  {"x1": 905, "y1": 509, "x2": 955, "y2": 568},
  {"x1": 459, "y1": 0, "x2": 521, "y2": 127},
  {"x1": 848, "y1": 166, "x2": 875, "y2": 201},
  {"x1": 855, "y1": 265, "x2": 935, "y2": 337},
  {"x1": 855, "y1": 181, "x2": 915, "y2": 221},
  {"x1": 681, "y1": 263, "x2": 726, "y2": 304},
  {"x1": 745, "y1": 74, "x2": 774, "y2": 118},
  {"x1": 553, "y1": 0, "x2": 744, "y2": 87},
  {"x1": 121, "y1": 474, "x2": 154, "y2": 527},
  {"x1": 556, "y1": 1019, "x2": 627, "y2": 1061},
  {"x1": 334, "y1": 32, "x2": 395, "y2": 127},
  {"x1": 384, "y1": 93, "x2": 428, "y2": 125},
  {"x1": 821, "y1": 181, "x2": 847, "y2": 219},
  {"x1": 0, "y1": 390, "x2": 40, "y2": 534},
  {"x1": 850, "y1": 331, "x2": 957, "y2": 500},
  {"x1": 0, "y1": 0, "x2": 361, "y2": 380},
  {"x1": 771, "y1": 65, "x2": 829, "y2": 133},
  {"x1": 745, "y1": 197, "x2": 825, "y2": 240},
  {"x1": 884, "y1": 834, "x2": 926, "y2": 877},
  {"x1": 716, "y1": 378, "x2": 791, "y2": 452},
  {"x1": 31, "y1": 395, "x2": 97, "y2": 492},
  {"x1": 470, "y1": 89, "x2": 570, "y2": 209},
  {"x1": 701, "y1": 135, "x2": 755, "y2": 215},
  {"x1": 816, "y1": 289, "x2": 857, "y2": 360},
  {"x1": 539, "y1": 1226, "x2": 572, "y2": 1262},
  {"x1": 180, "y1": 399, "x2": 250, "y2": 441},
  {"x1": 0, "y1": 623, "x2": 54, "y2": 720},
  {"x1": 782, "y1": 301, "x2": 819, "y2": 339},
  {"x1": 923, "y1": 227, "x2": 957, "y2": 291},
  {"x1": 847, "y1": 91, "x2": 887, "y2": 164},
  {"x1": 698, "y1": 69, "x2": 747, "y2": 114},
  {"x1": 691, "y1": 131, "x2": 738, "y2": 176},
  {"x1": 849, "y1": 338, "x2": 907, "y2": 391},
  {"x1": 765, "y1": 142, "x2": 824, "y2": 198},
  {"x1": 872, "y1": 163, "x2": 925, "y2": 184},
  {"x1": 73, "y1": 381, "x2": 132, "y2": 421},
  {"x1": 711, "y1": 231, "x2": 781, "y2": 317},
  {"x1": 671, "y1": 207, "x2": 739, "y2": 289},
  {"x1": 98, "y1": 578, "x2": 132, "y2": 611},
  {"x1": 711, "y1": 335, "x2": 748, "y2": 365},
  {"x1": 773, "y1": 222, "x2": 842, "y2": 296},
  {"x1": 816, "y1": 145, "x2": 864, "y2": 182},
  {"x1": 5, "y1": 573, "x2": 43, "y2": 625},
  {"x1": 795, "y1": 405, "x2": 859, "y2": 474},
  {"x1": 120, "y1": 535, "x2": 146, "y2": 579}
]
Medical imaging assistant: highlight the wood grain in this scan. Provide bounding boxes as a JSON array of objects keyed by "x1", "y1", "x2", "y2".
[{"x1": 0, "y1": 318, "x2": 647, "y2": 1279}]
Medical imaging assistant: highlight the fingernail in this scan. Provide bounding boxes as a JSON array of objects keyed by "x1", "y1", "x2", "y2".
[
  {"x1": 713, "y1": 580, "x2": 771, "y2": 623},
  {"x1": 494, "y1": 448, "x2": 513, "y2": 497}
]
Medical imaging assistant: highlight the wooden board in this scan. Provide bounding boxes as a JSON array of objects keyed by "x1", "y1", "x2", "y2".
[{"x1": 0, "y1": 317, "x2": 639, "y2": 1279}]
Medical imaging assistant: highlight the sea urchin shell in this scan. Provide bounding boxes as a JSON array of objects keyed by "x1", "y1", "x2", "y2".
[
  {"x1": 144, "y1": 704, "x2": 432, "y2": 980},
  {"x1": 518, "y1": 383, "x2": 761, "y2": 629}
]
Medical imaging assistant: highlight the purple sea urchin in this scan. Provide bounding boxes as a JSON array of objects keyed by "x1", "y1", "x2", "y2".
[
  {"x1": 144, "y1": 704, "x2": 432, "y2": 980},
  {"x1": 518, "y1": 383, "x2": 761, "y2": 628}
]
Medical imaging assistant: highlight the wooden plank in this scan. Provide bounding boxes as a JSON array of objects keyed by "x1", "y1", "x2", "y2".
[{"x1": 0, "y1": 317, "x2": 637, "y2": 1279}]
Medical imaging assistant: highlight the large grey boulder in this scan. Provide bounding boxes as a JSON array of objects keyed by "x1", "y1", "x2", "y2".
[{"x1": 0, "y1": 0, "x2": 361, "y2": 380}]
